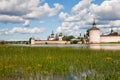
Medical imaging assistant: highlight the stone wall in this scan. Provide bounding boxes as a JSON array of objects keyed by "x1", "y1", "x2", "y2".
[
  {"x1": 33, "y1": 40, "x2": 70, "y2": 44},
  {"x1": 100, "y1": 36, "x2": 120, "y2": 42}
]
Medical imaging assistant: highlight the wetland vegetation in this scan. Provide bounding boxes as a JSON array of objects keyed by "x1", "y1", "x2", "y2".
[{"x1": 0, "y1": 45, "x2": 120, "y2": 80}]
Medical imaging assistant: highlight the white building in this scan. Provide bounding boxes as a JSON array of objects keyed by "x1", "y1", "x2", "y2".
[
  {"x1": 58, "y1": 33, "x2": 63, "y2": 41},
  {"x1": 89, "y1": 21, "x2": 120, "y2": 43},
  {"x1": 48, "y1": 31, "x2": 63, "y2": 41},
  {"x1": 48, "y1": 31, "x2": 55, "y2": 40}
]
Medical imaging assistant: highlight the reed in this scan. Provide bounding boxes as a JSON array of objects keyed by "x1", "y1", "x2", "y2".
[{"x1": 0, "y1": 45, "x2": 120, "y2": 80}]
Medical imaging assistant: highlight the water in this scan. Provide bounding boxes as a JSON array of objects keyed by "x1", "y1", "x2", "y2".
[
  {"x1": 10, "y1": 44, "x2": 120, "y2": 50},
  {"x1": 89, "y1": 44, "x2": 120, "y2": 50},
  {"x1": 2, "y1": 69, "x2": 103, "y2": 80},
  {"x1": 3, "y1": 44, "x2": 120, "y2": 80}
]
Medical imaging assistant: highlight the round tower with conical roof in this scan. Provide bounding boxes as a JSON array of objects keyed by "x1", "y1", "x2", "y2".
[{"x1": 89, "y1": 20, "x2": 100, "y2": 43}]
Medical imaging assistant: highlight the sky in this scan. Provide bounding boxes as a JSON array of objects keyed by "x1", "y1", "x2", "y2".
[{"x1": 0, "y1": 0, "x2": 120, "y2": 41}]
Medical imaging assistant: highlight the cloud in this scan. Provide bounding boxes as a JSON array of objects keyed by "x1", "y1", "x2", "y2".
[
  {"x1": 71, "y1": 0, "x2": 92, "y2": 14},
  {"x1": 24, "y1": 3, "x2": 63, "y2": 19},
  {"x1": 109, "y1": 20, "x2": 120, "y2": 27},
  {"x1": 57, "y1": 0, "x2": 92, "y2": 36},
  {"x1": 91, "y1": 0, "x2": 120, "y2": 20},
  {"x1": 40, "y1": 21, "x2": 45, "y2": 24},
  {"x1": 57, "y1": 0, "x2": 120, "y2": 36},
  {"x1": 0, "y1": 27, "x2": 45, "y2": 35},
  {"x1": 23, "y1": 20, "x2": 30, "y2": 27},
  {"x1": 0, "y1": 15, "x2": 25, "y2": 23},
  {"x1": 59, "y1": 12, "x2": 68, "y2": 20},
  {"x1": 0, "y1": 0, "x2": 63, "y2": 23},
  {"x1": 48, "y1": 3, "x2": 64, "y2": 17}
]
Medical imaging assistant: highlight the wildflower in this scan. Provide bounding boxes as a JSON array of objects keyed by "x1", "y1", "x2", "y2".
[
  {"x1": 104, "y1": 57, "x2": 113, "y2": 61},
  {"x1": 47, "y1": 55, "x2": 52, "y2": 60},
  {"x1": 37, "y1": 64, "x2": 42, "y2": 68},
  {"x1": 43, "y1": 70, "x2": 48, "y2": 75}
]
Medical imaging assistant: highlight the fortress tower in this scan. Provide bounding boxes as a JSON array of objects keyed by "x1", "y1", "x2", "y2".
[{"x1": 89, "y1": 20, "x2": 100, "y2": 43}]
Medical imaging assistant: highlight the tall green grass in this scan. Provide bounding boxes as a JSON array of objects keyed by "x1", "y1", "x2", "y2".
[{"x1": 0, "y1": 45, "x2": 120, "y2": 79}]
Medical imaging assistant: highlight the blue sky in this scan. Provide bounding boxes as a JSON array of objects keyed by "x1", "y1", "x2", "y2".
[{"x1": 0, "y1": 0, "x2": 120, "y2": 41}]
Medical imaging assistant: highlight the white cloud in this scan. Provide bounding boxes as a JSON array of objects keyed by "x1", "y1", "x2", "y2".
[
  {"x1": 57, "y1": 0, "x2": 120, "y2": 36},
  {"x1": 72, "y1": 0, "x2": 92, "y2": 14},
  {"x1": 24, "y1": 3, "x2": 63, "y2": 19},
  {"x1": 48, "y1": 3, "x2": 64, "y2": 17},
  {"x1": 0, "y1": 15, "x2": 25, "y2": 23},
  {"x1": 0, "y1": 0, "x2": 63, "y2": 23},
  {"x1": 57, "y1": 0, "x2": 92, "y2": 36},
  {"x1": 59, "y1": 12, "x2": 68, "y2": 20},
  {"x1": 91, "y1": 0, "x2": 120, "y2": 20},
  {"x1": 109, "y1": 20, "x2": 120, "y2": 27},
  {"x1": 23, "y1": 20, "x2": 30, "y2": 27},
  {"x1": 0, "y1": 27, "x2": 45, "y2": 35},
  {"x1": 40, "y1": 21, "x2": 45, "y2": 24}
]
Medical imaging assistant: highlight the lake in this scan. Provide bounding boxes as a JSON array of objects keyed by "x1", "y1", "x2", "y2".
[{"x1": 10, "y1": 44, "x2": 120, "y2": 50}]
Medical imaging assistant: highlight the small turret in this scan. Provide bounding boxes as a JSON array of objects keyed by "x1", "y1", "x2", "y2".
[
  {"x1": 48, "y1": 31, "x2": 55, "y2": 40},
  {"x1": 93, "y1": 19, "x2": 96, "y2": 27},
  {"x1": 51, "y1": 31, "x2": 54, "y2": 38},
  {"x1": 108, "y1": 28, "x2": 118, "y2": 36},
  {"x1": 58, "y1": 32, "x2": 63, "y2": 41},
  {"x1": 110, "y1": 28, "x2": 114, "y2": 34},
  {"x1": 89, "y1": 19, "x2": 99, "y2": 30}
]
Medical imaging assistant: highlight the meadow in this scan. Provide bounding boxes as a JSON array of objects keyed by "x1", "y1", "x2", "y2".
[{"x1": 0, "y1": 45, "x2": 120, "y2": 80}]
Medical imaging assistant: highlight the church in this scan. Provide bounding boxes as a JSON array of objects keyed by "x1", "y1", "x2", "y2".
[{"x1": 88, "y1": 21, "x2": 120, "y2": 43}]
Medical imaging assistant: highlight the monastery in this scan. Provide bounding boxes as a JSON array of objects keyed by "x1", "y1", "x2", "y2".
[{"x1": 30, "y1": 21, "x2": 120, "y2": 44}]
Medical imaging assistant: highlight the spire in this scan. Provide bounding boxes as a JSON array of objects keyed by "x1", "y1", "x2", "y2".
[
  {"x1": 51, "y1": 31, "x2": 54, "y2": 38},
  {"x1": 111, "y1": 28, "x2": 113, "y2": 33},
  {"x1": 89, "y1": 18, "x2": 99, "y2": 30},
  {"x1": 51, "y1": 31, "x2": 54, "y2": 35},
  {"x1": 93, "y1": 18, "x2": 96, "y2": 27}
]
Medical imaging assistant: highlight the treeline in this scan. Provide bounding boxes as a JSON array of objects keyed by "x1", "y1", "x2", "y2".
[{"x1": 0, "y1": 41, "x2": 29, "y2": 45}]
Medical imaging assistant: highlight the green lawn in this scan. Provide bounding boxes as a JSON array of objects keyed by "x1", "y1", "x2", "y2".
[{"x1": 0, "y1": 45, "x2": 120, "y2": 80}]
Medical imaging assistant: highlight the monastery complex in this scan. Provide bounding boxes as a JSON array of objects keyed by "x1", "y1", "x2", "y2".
[{"x1": 31, "y1": 21, "x2": 120, "y2": 44}]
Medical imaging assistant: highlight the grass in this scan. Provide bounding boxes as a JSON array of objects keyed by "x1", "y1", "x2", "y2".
[
  {"x1": 0, "y1": 45, "x2": 120, "y2": 79},
  {"x1": 100, "y1": 42, "x2": 120, "y2": 44}
]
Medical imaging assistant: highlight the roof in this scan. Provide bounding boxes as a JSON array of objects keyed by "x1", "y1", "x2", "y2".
[
  {"x1": 89, "y1": 19, "x2": 100, "y2": 31},
  {"x1": 89, "y1": 27, "x2": 100, "y2": 31}
]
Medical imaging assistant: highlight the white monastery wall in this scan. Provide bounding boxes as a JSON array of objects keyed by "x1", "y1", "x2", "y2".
[
  {"x1": 33, "y1": 40, "x2": 70, "y2": 44},
  {"x1": 100, "y1": 36, "x2": 120, "y2": 42}
]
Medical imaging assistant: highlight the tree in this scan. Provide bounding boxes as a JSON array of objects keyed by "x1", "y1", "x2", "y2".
[
  {"x1": 0, "y1": 41, "x2": 6, "y2": 45},
  {"x1": 29, "y1": 37, "x2": 32, "y2": 44},
  {"x1": 86, "y1": 29, "x2": 89, "y2": 36},
  {"x1": 62, "y1": 35, "x2": 75, "y2": 41},
  {"x1": 109, "y1": 32, "x2": 119, "y2": 36},
  {"x1": 70, "y1": 40, "x2": 78, "y2": 44}
]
